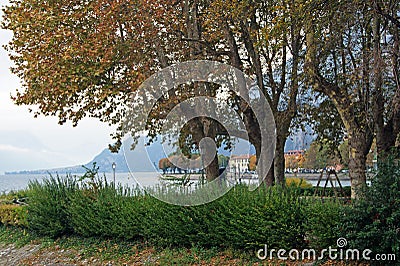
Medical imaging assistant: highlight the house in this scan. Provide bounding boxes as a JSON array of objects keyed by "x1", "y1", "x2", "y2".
[
  {"x1": 284, "y1": 150, "x2": 305, "y2": 157},
  {"x1": 284, "y1": 150, "x2": 305, "y2": 172},
  {"x1": 228, "y1": 154, "x2": 252, "y2": 173}
]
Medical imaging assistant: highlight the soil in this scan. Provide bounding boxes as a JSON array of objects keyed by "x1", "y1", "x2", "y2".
[
  {"x1": 0, "y1": 243, "x2": 87, "y2": 266},
  {"x1": 0, "y1": 243, "x2": 371, "y2": 265}
]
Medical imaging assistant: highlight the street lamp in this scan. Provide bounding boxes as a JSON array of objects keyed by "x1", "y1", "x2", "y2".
[{"x1": 112, "y1": 162, "x2": 116, "y2": 186}]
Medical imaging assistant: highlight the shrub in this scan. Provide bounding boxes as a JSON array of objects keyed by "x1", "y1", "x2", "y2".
[
  {"x1": 27, "y1": 173, "x2": 311, "y2": 250},
  {"x1": 304, "y1": 199, "x2": 343, "y2": 249},
  {"x1": 68, "y1": 184, "x2": 144, "y2": 240},
  {"x1": 0, "y1": 205, "x2": 28, "y2": 227},
  {"x1": 340, "y1": 155, "x2": 400, "y2": 264},
  {"x1": 27, "y1": 174, "x2": 78, "y2": 237},
  {"x1": 25, "y1": 169, "x2": 348, "y2": 253},
  {"x1": 286, "y1": 177, "x2": 312, "y2": 188}
]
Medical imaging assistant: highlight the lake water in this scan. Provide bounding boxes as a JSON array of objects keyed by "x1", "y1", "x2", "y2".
[
  {"x1": 0, "y1": 172, "x2": 354, "y2": 194},
  {"x1": 0, "y1": 172, "x2": 160, "y2": 194}
]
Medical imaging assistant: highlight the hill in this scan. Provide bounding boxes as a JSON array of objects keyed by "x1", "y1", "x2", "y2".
[{"x1": 6, "y1": 131, "x2": 309, "y2": 175}]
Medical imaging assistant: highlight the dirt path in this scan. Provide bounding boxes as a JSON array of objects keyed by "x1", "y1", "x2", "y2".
[
  {"x1": 0, "y1": 243, "x2": 372, "y2": 266},
  {"x1": 0, "y1": 243, "x2": 162, "y2": 265},
  {"x1": 0, "y1": 243, "x2": 87, "y2": 266},
  {"x1": 0, "y1": 243, "x2": 41, "y2": 265}
]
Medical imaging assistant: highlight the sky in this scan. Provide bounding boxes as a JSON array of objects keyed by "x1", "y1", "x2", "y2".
[{"x1": 0, "y1": 0, "x2": 114, "y2": 174}]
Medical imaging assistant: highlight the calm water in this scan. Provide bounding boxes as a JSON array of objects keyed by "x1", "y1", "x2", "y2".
[
  {"x1": 0, "y1": 172, "x2": 161, "y2": 194},
  {"x1": 0, "y1": 171, "x2": 355, "y2": 194}
]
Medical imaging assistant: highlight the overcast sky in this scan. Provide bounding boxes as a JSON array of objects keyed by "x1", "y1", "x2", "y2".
[{"x1": 0, "y1": 0, "x2": 114, "y2": 174}]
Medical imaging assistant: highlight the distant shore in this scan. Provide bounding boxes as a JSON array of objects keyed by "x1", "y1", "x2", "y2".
[{"x1": 160, "y1": 172, "x2": 352, "y2": 181}]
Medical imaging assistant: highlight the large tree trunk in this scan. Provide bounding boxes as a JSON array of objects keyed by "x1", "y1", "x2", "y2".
[
  {"x1": 348, "y1": 130, "x2": 369, "y2": 198},
  {"x1": 305, "y1": 21, "x2": 373, "y2": 199},
  {"x1": 274, "y1": 134, "x2": 286, "y2": 186},
  {"x1": 265, "y1": 164, "x2": 275, "y2": 187},
  {"x1": 205, "y1": 155, "x2": 220, "y2": 181},
  {"x1": 374, "y1": 20, "x2": 400, "y2": 159},
  {"x1": 199, "y1": 117, "x2": 219, "y2": 181},
  {"x1": 250, "y1": 135, "x2": 274, "y2": 187}
]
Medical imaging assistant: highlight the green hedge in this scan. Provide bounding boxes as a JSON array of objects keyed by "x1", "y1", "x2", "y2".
[
  {"x1": 27, "y1": 175, "x2": 78, "y2": 237},
  {"x1": 340, "y1": 156, "x2": 400, "y2": 265},
  {"x1": 25, "y1": 174, "x2": 346, "y2": 251},
  {"x1": 132, "y1": 186, "x2": 308, "y2": 250},
  {"x1": 12, "y1": 156, "x2": 400, "y2": 260}
]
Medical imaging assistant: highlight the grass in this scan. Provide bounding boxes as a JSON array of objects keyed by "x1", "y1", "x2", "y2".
[{"x1": 0, "y1": 226, "x2": 40, "y2": 248}]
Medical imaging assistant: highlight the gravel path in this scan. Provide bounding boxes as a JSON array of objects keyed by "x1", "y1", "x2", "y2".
[
  {"x1": 0, "y1": 243, "x2": 86, "y2": 266},
  {"x1": 0, "y1": 243, "x2": 41, "y2": 265}
]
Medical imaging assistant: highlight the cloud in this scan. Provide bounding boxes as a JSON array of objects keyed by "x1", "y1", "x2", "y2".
[
  {"x1": 0, "y1": 144, "x2": 31, "y2": 153},
  {"x1": 0, "y1": 130, "x2": 73, "y2": 173},
  {"x1": 0, "y1": 16, "x2": 115, "y2": 174},
  {"x1": 0, "y1": 0, "x2": 115, "y2": 174}
]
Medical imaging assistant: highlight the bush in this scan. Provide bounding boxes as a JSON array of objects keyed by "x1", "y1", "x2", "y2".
[
  {"x1": 138, "y1": 185, "x2": 307, "y2": 250},
  {"x1": 340, "y1": 155, "x2": 400, "y2": 264},
  {"x1": 68, "y1": 184, "x2": 144, "y2": 240},
  {"x1": 0, "y1": 205, "x2": 28, "y2": 227},
  {"x1": 304, "y1": 199, "x2": 343, "y2": 249},
  {"x1": 286, "y1": 177, "x2": 312, "y2": 188},
  {"x1": 27, "y1": 174, "x2": 78, "y2": 237},
  {"x1": 27, "y1": 174, "x2": 312, "y2": 250},
  {"x1": 24, "y1": 167, "x2": 349, "y2": 253}
]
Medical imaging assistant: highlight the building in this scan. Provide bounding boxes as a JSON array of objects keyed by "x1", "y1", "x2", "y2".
[
  {"x1": 284, "y1": 150, "x2": 305, "y2": 172},
  {"x1": 228, "y1": 154, "x2": 252, "y2": 173},
  {"x1": 284, "y1": 150, "x2": 305, "y2": 157}
]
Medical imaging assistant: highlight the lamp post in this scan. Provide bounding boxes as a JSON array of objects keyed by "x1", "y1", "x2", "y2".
[{"x1": 112, "y1": 162, "x2": 116, "y2": 186}]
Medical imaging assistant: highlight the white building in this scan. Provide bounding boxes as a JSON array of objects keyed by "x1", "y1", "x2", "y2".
[{"x1": 228, "y1": 154, "x2": 252, "y2": 173}]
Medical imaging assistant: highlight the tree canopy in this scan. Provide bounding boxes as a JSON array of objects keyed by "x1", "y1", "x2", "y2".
[{"x1": 2, "y1": 0, "x2": 400, "y2": 197}]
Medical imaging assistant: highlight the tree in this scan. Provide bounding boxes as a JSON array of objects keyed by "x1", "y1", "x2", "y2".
[
  {"x1": 303, "y1": 141, "x2": 342, "y2": 170},
  {"x1": 158, "y1": 158, "x2": 172, "y2": 174},
  {"x1": 304, "y1": 0, "x2": 399, "y2": 198},
  {"x1": 285, "y1": 153, "x2": 305, "y2": 172},
  {"x1": 2, "y1": 0, "x2": 229, "y2": 181},
  {"x1": 249, "y1": 155, "x2": 257, "y2": 171},
  {"x1": 338, "y1": 140, "x2": 349, "y2": 169},
  {"x1": 3, "y1": 0, "x2": 305, "y2": 185},
  {"x1": 178, "y1": 0, "x2": 306, "y2": 185},
  {"x1": 371, "y1": 0, "x2": 400, "y2": 160}
]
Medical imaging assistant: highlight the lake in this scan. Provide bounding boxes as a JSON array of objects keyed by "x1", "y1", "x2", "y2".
[
  {"x1": 0, "y1": 172, "x2": 354, "y2": 194},
  {"x1": 0, "y1": 172, "x2": 160, "y2": 194}
]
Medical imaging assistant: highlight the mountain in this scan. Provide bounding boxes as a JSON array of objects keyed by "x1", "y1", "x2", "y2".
[
  {"x1": 6, "y1": 131, "x2": 311, "y2": 175},
  {"x1": 88, "y1": 138, "x2": 166, "y2": 173},
  {"x1": 285, "y1": 127, "x2": 315, "y2": 151},
  {"x1": 5, "y1": 136, "x2": 255, "y2": 174}
]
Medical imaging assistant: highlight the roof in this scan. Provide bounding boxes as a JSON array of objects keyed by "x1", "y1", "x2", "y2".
[
  {"x1": 230, "y1": 154, "x2": 253, "y2": 160},
  {"x1": 284, "y1": 150, "x2": 305, "y2": 155}
]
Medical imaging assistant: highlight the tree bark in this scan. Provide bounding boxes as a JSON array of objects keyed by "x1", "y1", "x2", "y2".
[
  {"x1": 274, "y1": 133, "x2": 286, "y2": 185},
  {"x1": 305, "y1": 20, "x2": 373, "y2": 199},
  {"x1": 348, "y1": 130, "x2": 369, "y2": 198},
  {"x1": 205, "y1": 155, "x2": 220, "y2": 181}
]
